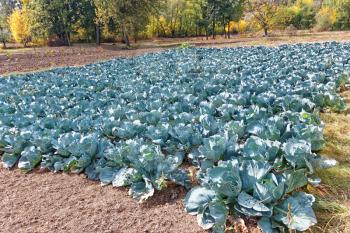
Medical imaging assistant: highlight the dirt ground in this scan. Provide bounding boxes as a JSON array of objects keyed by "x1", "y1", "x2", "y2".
[
  {"x1": 1, "y1": 30, "x2": 350, "y2": 75},
  {"x1": 0, "y1": 167, "x2": 205, "y2": 233}
]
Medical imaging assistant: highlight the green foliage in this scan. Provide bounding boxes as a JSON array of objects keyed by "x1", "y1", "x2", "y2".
[
  {"x1": 178, "y1": 42, "x2": 194, "y2": 49},
  {"x1": 314, "y1": 6, "x2": 337, "y2": 31},
  {"x1": 0, "y1": 15, "x2": 10, "y2": 48},
  {"x1": 293, "y1": 3, "x2": 317, "y2": 29},
  {"x1": 94, "y1": 0, "x2": 163, "y2": 45},
  {"x1": 28, "y1": 0, "x2": 96, "y2": 45},
  {"x1": 272, "y1": 6, "x2": 296, "y2": 29},
  {"x1": 323, "y1": 0, "x2": 350, "y2": 30}
]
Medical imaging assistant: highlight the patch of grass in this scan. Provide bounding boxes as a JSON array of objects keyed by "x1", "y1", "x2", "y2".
[
  {"x1": 312, "y1": 203, "x2": 350, "y2": 233},
  {"x1": 315, "y1": 199, "x2": 348, "y2": 214},
  {"x1": 320, "y1": 91, "x2": 350, "y2": 163},
  {"x1": 178, "y1": 42, "x2": 194, "y2": 49},
  {"x1": 316, "y1": 164, "x2": 350, "y2": 197},
  {"x1": 311, "y1": 90, "x2": 350, "y2": 233}
]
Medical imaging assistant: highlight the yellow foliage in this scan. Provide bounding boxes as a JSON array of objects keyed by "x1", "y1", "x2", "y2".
[
  {"x1": 314, "y1": 6, "x2": 338, "y2": 31},
  {"x1": 291, "y1": 5, "x2": 300, "y2": 14},
  {"x1": 291, "y1": 0, "x2": 315, "y2": 13},
  {"x1": 21, "y1": 0, "x2": 30, "y2": 6},
  {"x1": 72, "y1": 26, "x2": 88, "y2": 41},
  {"x1": 318, "y1": 7, "x2": 337, "y2": 24},
  {"x1": 8, "y1": 9, "x2": 32, "y2": 45},
  {"x1": 226, "y1": 20, "x2": 249, "y2": 34},
  {"x1": 226, "y1": 19, "x2": 260, "y2": 34},
  {"x1": 295, "y1": 0, "x2": 315, "y2": 7},
  {"x1": 158, "y1": 15, "x2": 171, "y2": 35}
]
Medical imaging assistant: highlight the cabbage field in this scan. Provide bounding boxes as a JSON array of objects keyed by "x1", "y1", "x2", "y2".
[{"x1": 0, "y1": 42, "x2": 349, "y2": 232}]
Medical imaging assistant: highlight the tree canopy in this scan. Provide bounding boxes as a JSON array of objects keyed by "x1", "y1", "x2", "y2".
[{"x1": 1, "y1": 0, "x2": 350, "y2": 47}]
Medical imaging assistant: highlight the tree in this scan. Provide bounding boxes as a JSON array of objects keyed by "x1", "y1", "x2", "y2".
[
  {"x1": 246, "y1": 0, "x2": 279, "y2": 36},
  {"x1": 323, "y1": 0, "x2": 350, "y2": 29},
  {"x1": 155, "y1": 0, "x2": 204, "y2": 37},
  {"x1": 219, "y1": 0, "x2": 244, "y2": 38},
  {"x1": 94, "y1": 0, "x2": 163, "y2": 46},
  {"x1": 206, "y1": 0, "x2": 244, "y2": 39},
  {"x1": 29, "y1": 0, "x2": 96, "y2": 46},
  {"x1": 8, "y1": 8, "x2": 32, "y2": 46},
  {"x1": 0, "y1": 17, "x2": 10, "y2": 48},
  {"x1": 0, "y1": 0, "x2": 21, "y2": 48},
  {"x1": 0, "y1": 0, "x2": 21, "y2": 16}
]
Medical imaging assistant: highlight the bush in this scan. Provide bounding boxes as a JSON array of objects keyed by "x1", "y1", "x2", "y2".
[
  {"x1": 226, "y1": 20, "x2": 249, "y2": 34},
  {"x1": 272, "y1": 6, "x2": 296, "y2": 29},
  {"x1": 292, "y1": 0, "x2": 317, "y2": 29},
  {"x1": 314, "y1": 7, "x2": 337, "y2": 31},
  {"x1": 333, "y1": 0, "x2": 350, "y2": 30}
]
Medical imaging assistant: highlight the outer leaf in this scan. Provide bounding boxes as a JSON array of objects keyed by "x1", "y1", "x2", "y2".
[
  {"x1": 274, "y1": 192, "x2": 317, "y2": 231},
  {"x1": 184, "y1": 186, "x2": 217, "y2": 215}
]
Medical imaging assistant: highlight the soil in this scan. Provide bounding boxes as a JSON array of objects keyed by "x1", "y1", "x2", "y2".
[
  {"x1": 0, "y1": 46, "x2": 165, "y2": 76},
  {"x1": 0, "y1": 167, "x2": 205, "y2": 233},
  {"x1": 2, "y1": 31, "x2": 350, "y2": 76}
]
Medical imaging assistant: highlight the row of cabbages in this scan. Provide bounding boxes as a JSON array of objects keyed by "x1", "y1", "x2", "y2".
[{"x1": 0, "y1": 42, "x2": 349, "y2": 232}]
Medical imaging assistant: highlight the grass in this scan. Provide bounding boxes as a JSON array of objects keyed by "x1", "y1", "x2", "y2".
[{"x1": 309, "y1": 90, "x2": 350, "y2": 233}]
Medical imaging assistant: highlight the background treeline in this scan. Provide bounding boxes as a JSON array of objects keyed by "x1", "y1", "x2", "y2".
[{"x1": 1, "y1": 0, "x2": 350, "y2": 48}]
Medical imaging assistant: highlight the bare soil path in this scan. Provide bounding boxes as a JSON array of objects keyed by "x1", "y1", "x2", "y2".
[{"x1": 0, "y1": 167, "x2": 204, "y2": 233}]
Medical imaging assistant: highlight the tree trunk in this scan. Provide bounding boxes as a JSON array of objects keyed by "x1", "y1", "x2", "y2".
[
  {"x1": 227, "y1": 16, "x2": 231, "y2": 39},
  {"x1": 212, "y1": 14, "x2": 216, "y2": 39},
  {"x1": 222, "y1": 16, "x2": 226, "y2": 38},
  {"x1": 263, "y1": 27, "x2": 268, "y2": 37},
  {"x1": 23, "y1": 38, "x2": 29, "y2": 48},
  {"x1": 228, "y1": 22, "x2": 230, "y2": 39},
  {"x1": 96, "y1": 24, "x2": 100, "y2": 45},
  {"x1": 124, "y1": 34, "x2": 130, "y2": 47},
  {"x1": 206, "y1": 27, "x2": 209, "y2": 40},
  {"x1": 65, "y1": 30, "x2": 71, "y2": 46},
  {"x1": 122, "y1": 23, "x2": 130, "y2": 47},
  {"x1": 2, "y1": 40, "x2": 6, "y2": 49}
]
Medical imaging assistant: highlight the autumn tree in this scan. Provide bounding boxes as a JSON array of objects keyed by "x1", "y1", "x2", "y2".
[
  {"x1": 28, "y1": 0, "x2": 96, "y2": 46},
  {"x1": 0, "y1": 0, "x2": 21, "y2": 48},
  {"x1": 205, "y1": 0, "x2": 244, "y2": 39},
  {"x1": 8, "y1": 8, "x2": 32, "y2": 46},
  {"x1": 154, "y1": 0, "x2": 204, "y2": 37},
  {"x1": 94, "y1": 0, "x2": 163, "y2": 46},
  {"x1": 246, "y1": 0, "x2": 279, "y2": 36}
]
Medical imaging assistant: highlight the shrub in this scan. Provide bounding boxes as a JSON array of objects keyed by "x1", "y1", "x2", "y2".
[
  {"x1": 314, "y1": 7, "x2": 337, "y2": 31},
  {"x1": 292, "y1": 0, "x2": 317, "y2": 29},
  {"x1": 333, "y1": 0, "x2": 350, "y2": 30},
  {"x1": 272, "y1": 6, "x2": 297, "y2": 29}
]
